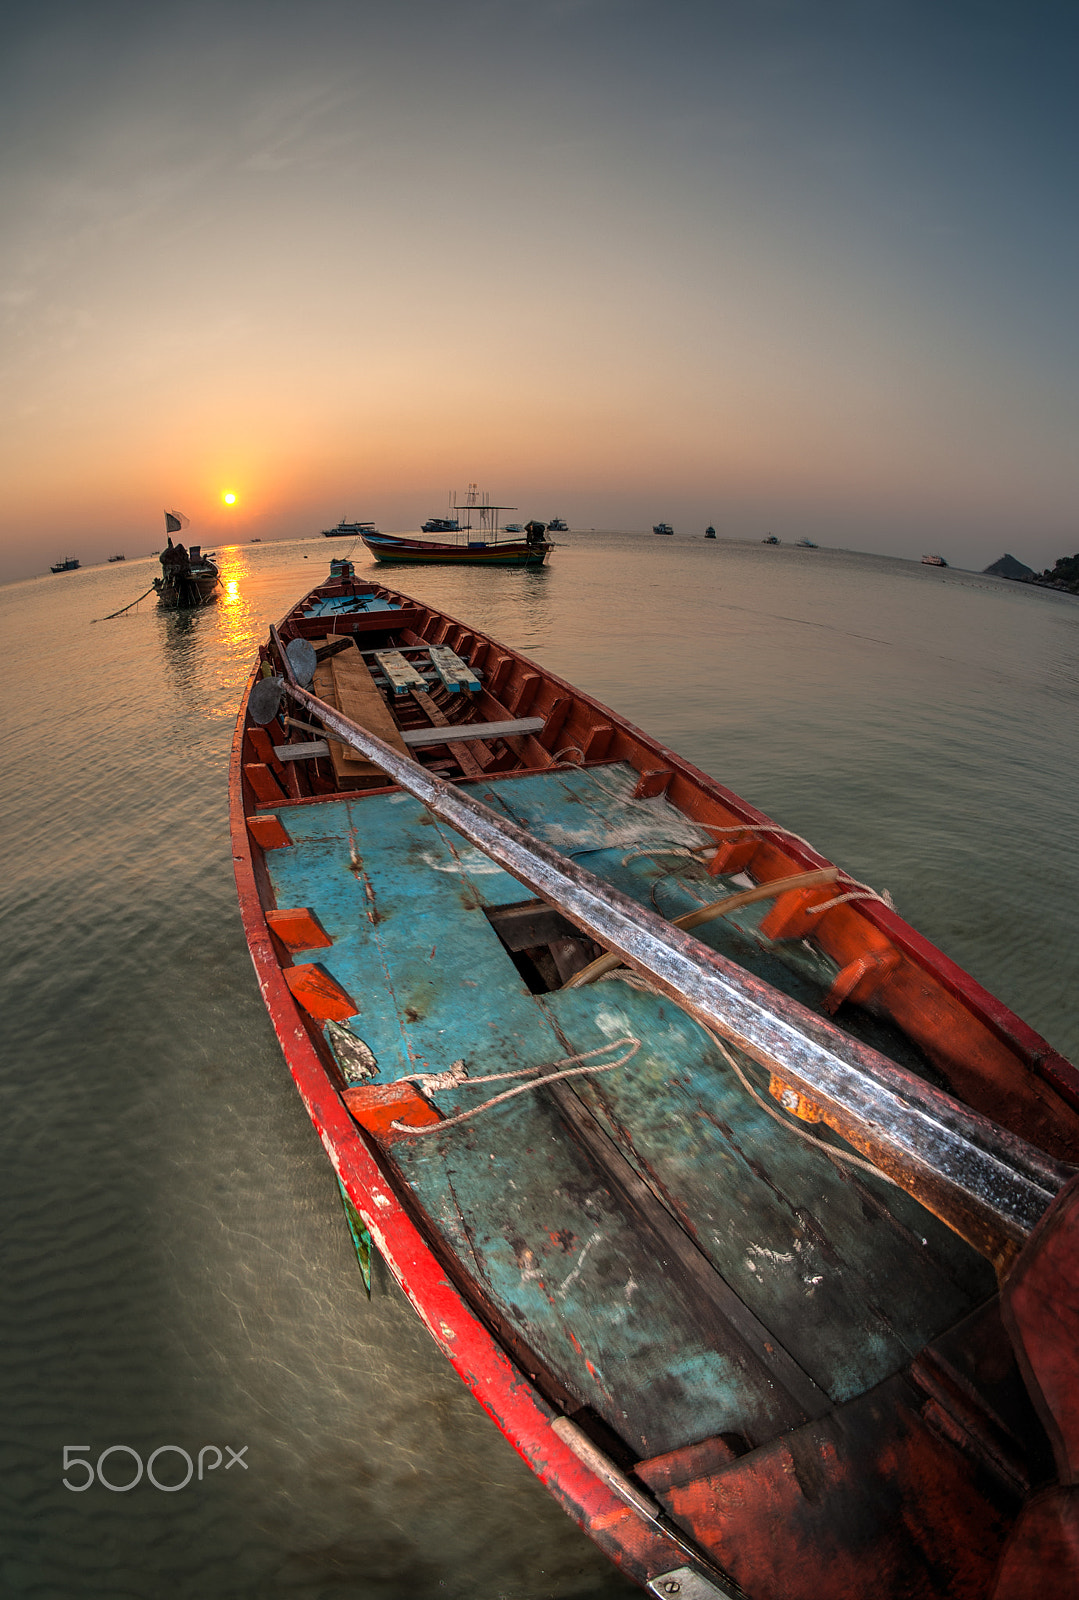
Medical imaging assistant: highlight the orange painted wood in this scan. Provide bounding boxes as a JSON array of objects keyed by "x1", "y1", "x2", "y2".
[
  {"x1": 633, "y1": 768, "x2": 674, "y2": 799},
  {"x1": 282, "y1": 962, "x2": 357, "y2": 1021},
  {"x1": 512, "y1": 672, "x2": 542, "y2": 715},
  {"x1": 247, "y1": 725, "x2": 286, "y2": 777},
  {"x1": 342, "y1": 1081, "x2": 443, "y2": 1137},
  {"x1": 266, "y1": 907, "x2": 333, "y2": 951},
  {"x1": 823, "y1": 948, "x2": 901, "y2": 1015},
  {"x1": 246, "y1": 814, "x2": 292, "y2": 850},
  {"x1": 759, "y1": 883, "x2": 845, "y2": 941},
  {"x1": 707, "y1": 834, "x2": 760, "y2": 876},
  {"x1": 582, "y1": 723, "x2": 614, "y2": 761},
  {"x1": 244, "y1": 761, "x2": 286, "y2": 803},
  {"x1": 990, "y1": 1487, "x2": 1079, "y2": 1598}
]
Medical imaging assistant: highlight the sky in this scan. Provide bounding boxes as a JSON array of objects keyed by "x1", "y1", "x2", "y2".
[{"x1": 2, "y1": 0, "x2": 1077, "y2": 580}]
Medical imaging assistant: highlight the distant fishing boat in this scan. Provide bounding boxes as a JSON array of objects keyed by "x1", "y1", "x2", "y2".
[
  {"x1": 364, "y1": 486, "x2": 551, "y2": 567},
  {"x1": 922, "y1": 554, "x2": 948, "y2": 567},
  {"x1": 653, "y1": 522, "x2": 674, "y2": 535},
  {"x1": 762, "y1": 535, "x2": 779, "y2": 545},
  {"x1": 231, "y1": 558, "x2": 1079, "y2": 1600},
  {"x1": 705, "y1": 526, "x2": 716, "y2": 539},
  {"x1": 421, "y1": 517, "x2": 460, "y2": 534},
  {"x1": 108, "y1": 553, "x2": 126, "y2": 563},
  {"x1": 50, "y1": 557, "x2": 80, "y2": 573},
  {"x1": 153, "y1": 512, "x2": 220, "y2": 608},
  {"x1": 547, "y1": 516, "x2": 568, "y2": 532},
  {"x1": 361, "y1": 524, "x2": 551, "y2": 569},
  {"x1": 322, "y1": 518, "x2": 379, "y2": 539},
  {"x1": 796, "y1": 539, "x2": 818, "y2": 549}
]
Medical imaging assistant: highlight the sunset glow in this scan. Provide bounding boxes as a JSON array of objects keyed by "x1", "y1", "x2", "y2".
[{"x1": 1, "y1": 3, "x2": 1076, "y2": 581}]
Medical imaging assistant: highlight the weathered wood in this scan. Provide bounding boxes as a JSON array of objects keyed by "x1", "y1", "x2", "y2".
[
  {"x1": 408, "y1": 688, "x2": 488, "y2": 776},
  {"x1": 276, "y1": 740, "x2": 331, "y2": 761},
  {"x1": 281, "y1": 676, "x2": 1074, "y2": 1268},
  {"x1": 428, "y1": 645, "x2": 481, "y2": 694},
  {"x1": 312, "y1": 640, "x2": 412, "y2": 781},
  {"x1": 400, "y1": 717, "x2": 545, "y2": 747},
  {"x1": 374, "y1": 649, "x2": 428, "y2": 696}
]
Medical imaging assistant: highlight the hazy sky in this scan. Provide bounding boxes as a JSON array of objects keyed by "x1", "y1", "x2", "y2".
[{"x1": 2, "y1": 0, "x2": 1076, "y2": 579}]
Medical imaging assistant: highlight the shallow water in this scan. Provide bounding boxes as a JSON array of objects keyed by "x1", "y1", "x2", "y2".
[{"x1": 2, "y1": 533, "x2": 1077, "y2": 1599}]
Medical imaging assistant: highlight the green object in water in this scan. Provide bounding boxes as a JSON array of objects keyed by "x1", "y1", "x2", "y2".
[{"x1": 336, "y1": 1178, "x2": 373, "y2": 1297}]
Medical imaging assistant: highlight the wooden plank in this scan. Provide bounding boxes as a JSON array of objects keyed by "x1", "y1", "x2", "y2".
[
  {"x1": 409, "y1": 688, "x2": 487, "y2": 777},
  {"x1": 428, "y1": 645, "x2": 481, "y2": 694},
  {"x1": 312, "y1": 640, "x2": 412, "y2": 781},
  {"x1": 400, "y1": 717, "x2": 545, "y2": 747},
  {"x1": 374, "y1": 649, "x2": 427, "y2": 696},
  {"x1": 276, "y1": 740, "x2": 330, "y2": 761}
]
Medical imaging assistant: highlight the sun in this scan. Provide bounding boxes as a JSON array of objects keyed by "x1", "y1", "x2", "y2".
[{"x1": 222, "y1": 491, "x2": 237, "y2": 506}]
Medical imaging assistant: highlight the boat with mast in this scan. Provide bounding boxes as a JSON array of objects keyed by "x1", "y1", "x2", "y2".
[
  {"x1": 361, "y1": 485, "x2": 552, "y2": 568},
  {"x1": 153, "y1": 511, "x2": 220, "y2": 607}
]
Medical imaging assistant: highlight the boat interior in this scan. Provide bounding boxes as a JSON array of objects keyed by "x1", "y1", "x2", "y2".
[{"x1": 237, "y1": 570, "x2": 1079, "y2": 1596}]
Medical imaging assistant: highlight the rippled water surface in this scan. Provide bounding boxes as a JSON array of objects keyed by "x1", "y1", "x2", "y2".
[{"x1": 3, "y1": 533, "x2": 1077, "y2": 1599}]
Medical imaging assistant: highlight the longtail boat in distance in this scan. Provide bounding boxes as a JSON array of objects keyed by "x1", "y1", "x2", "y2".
[
  {"x1": 153, "y1": 510, "x2": 219, "y2": 607},
  {"x1": 231, "y1": 557, "x2": 1079, "y2": 1599}
]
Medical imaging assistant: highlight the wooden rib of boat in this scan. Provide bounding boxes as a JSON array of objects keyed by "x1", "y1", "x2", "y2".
[
  {"x1": 361, "y1": 525, "x2": 552, "y2": 568},
  {"x1": 230, "y1": 560, "x2": 1079, "y2": 1599}
]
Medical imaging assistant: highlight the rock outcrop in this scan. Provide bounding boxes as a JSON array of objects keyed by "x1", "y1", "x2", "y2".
[{"x1": 983, "y1": 553, "x2": 1035, "y2": 579}]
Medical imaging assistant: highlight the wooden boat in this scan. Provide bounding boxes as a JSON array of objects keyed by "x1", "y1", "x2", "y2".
[
  {"x1": 50, "y1": 556, "x2": 80, "y2": 572},
  {"x1": 705, "y1": 526, "x2": 717, "y2": 539},
  {"x1": 361, "y1": 523, "x2": 551, "y2": 568},
  {"x1": 323, "y1": 518, "x2": 379, "y2": 538},
  {"x1": 923, "y1": 554, "x2": 949, "y2": 568},
  {"x1": 654, "y1": 522, "x2": 674, "y2": 535},
  {"x1": 230, "y1": 560, "x2": 1079, "y2": 1599},
  {"x1": 108, "y1": 553, "x2": 125, "y2": 562},
  {"x1": 154, "y1": 536, "x2": 219, "y2": 607}
]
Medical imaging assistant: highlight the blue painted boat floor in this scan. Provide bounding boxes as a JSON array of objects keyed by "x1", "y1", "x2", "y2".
[{"x1": 264, "y1": 764, "x2": 995, "y2": 1460}]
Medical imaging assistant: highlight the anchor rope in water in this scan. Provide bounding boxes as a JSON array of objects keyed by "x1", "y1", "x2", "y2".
[{"x1": 91, "y1": 585, "x2": 157, "y2": 622}]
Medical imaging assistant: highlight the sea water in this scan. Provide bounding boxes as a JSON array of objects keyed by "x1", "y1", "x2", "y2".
[{"x1": 2, "y1": 533, "x2": 1077, "y2": 1599}]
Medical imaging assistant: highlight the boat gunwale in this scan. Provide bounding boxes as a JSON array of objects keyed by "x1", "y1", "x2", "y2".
[
  {"x1": 227, "y1": 654, "x2": 695, "y2": 1584},
  {"x1": 230, "y1": 572, "x2": 1079, "y2": 1589},
  {"x1": 272, "y1": 578, "x2": 1079, "y2": 1112}
]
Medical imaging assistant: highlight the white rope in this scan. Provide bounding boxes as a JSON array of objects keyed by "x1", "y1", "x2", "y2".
[
  {"x1": 389, "y1": 1037, "x2": 641, "y2": 1135},
  {"x1": 596, "y1": 971, "x2": 898, "y2": 1186},
  {"x1": 700, "y1": 823, "x2": 894, "y2": 913}
]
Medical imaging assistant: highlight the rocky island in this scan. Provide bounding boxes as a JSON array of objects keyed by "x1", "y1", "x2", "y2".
[{"x1": 983, "y1": 552, "x2": 1079, "y2": 595}]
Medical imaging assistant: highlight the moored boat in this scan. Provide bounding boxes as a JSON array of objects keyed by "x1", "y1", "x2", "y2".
[
  {"x1": 705, "y1": 526, "x2": 717, "y2": 539},
  {"x1": 922, "y1": 554, "x2": 948, "y2": 567},
  {"x1": 548, "y1": 516, "x2": 568, "y2": 532},
  {"x1": 361, "y1": 522, "x2": 552, "y2": 568},
  {"x1": 108, "y1": 553, "x2": 126, "y2": 562},
  {"x1": 653, "y1": 522, "x2": 674, "y2": 535},
  {"x1": 153, "y1": 512, "x2": 220, "y2": 607},
  {"x1": 50, "y1": 556, "x2": 80, "y2": 573},
  {"x1": 231, "y1": 561, "x2": 1079, "y2": 1598},
  {"x1": 421, "y1": 517, "x2": 460, "y2": 534},
  {"x1": 323, "y1": 518, "x2": 379, "y2": 538},
  {"x1": 762, "y1": 535, "x2": 779, "y2": 545}
]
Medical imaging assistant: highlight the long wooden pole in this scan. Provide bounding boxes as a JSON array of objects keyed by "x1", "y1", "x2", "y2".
[{"x1": 270, "y1": 650, "x2": 1073, "y2": 1271}]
